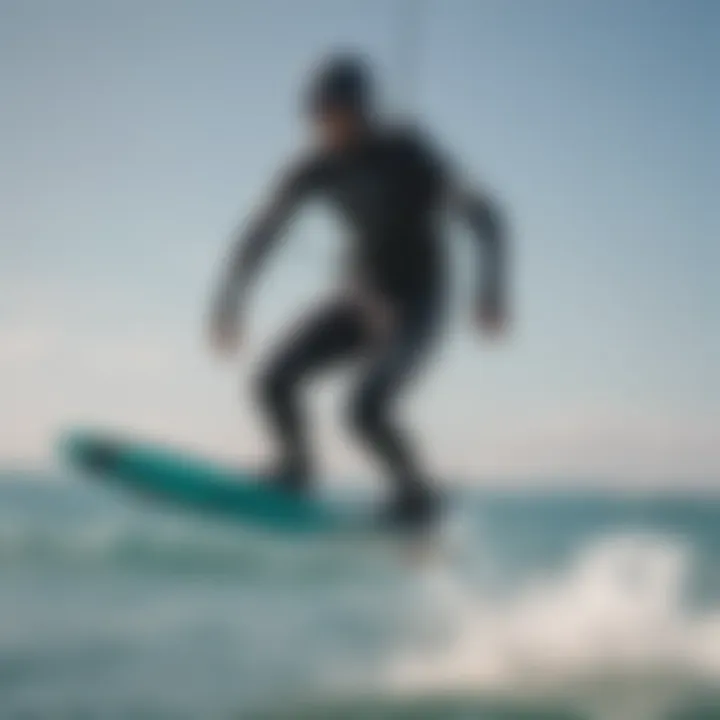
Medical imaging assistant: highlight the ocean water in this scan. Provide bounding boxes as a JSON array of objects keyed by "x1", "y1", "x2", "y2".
[{"x1": 1, "y1": 473, "x2": 719, "y2": 720}]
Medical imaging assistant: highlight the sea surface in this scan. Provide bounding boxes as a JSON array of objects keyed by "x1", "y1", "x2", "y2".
[{"x1": 1, "y1": 472, "x2": 719, "y2": 720}]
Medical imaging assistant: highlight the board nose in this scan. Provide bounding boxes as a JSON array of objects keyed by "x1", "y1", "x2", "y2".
[{"x1": 58, "y1": 430, "x2": 124, "y2": 473}]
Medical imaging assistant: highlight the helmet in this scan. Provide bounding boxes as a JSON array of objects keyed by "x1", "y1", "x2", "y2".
[{"x1": 305, "y1": 53, "x2": 373, "y2": 118}]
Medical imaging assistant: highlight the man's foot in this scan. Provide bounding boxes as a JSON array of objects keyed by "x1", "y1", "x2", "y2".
[
  {"x1": 261, "y1": 458, "x2": 312, "y2": 495},
  {"x1": 381, "y1": 485, "x2": 442, "y2": 533}
]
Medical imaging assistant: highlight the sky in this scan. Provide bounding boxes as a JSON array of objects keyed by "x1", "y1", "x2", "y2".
[{"x1": 1, "y1": 0, "x2": 718, "y2": 485}]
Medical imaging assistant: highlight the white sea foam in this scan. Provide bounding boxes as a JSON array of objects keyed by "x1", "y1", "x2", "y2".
[{"x1": 387, "y1": 533, "x2": 720, "y2": 698}]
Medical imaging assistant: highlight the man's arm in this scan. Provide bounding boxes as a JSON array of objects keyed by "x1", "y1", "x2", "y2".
[
  {"x1": 221, "y1": 166, "x2": 309, "y2": 300},
  {"x1": 451, "y1": 183, "x2": 508, "y2": 331},
  {"x1": 209, "y1": 160, "x2": 315, "y2": 352}
]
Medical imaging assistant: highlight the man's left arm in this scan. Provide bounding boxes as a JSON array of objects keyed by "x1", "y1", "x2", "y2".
[{"x1": 452, "y1": 183, "x2": 509, "y2": 333}]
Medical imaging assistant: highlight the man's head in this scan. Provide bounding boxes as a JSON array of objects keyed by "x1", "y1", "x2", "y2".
[{"x1": 305, "y1": 53, "x2": 374, "y2": 150}]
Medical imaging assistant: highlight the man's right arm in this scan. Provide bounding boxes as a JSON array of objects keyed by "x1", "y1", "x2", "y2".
[
  {"x1": 209, "y1": 158, "x2": 317, "y2": 351},
  {"x1": 222, "y1": 162, "x2": 315, "y2": 298}
]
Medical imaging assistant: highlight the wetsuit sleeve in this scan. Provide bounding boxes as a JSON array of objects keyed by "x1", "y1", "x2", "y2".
[
  {"x1": 220, "y1": 157, "x2": 322, "y2": 298},
  {"x1": 450, "y1": 178, "x2": 507, "y2": 312}
]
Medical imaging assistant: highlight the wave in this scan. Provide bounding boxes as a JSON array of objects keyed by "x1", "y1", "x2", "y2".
[
  {"x1": 0, "y1": 514, "x2": 284, "y2": 576},
  {"x1": 3, "y1": 481, "x2": 720, "y2": 718},
  {"x1": 376, "y1": 532, "x2": 720, "y2": 720},
  {"x1": 0, "y1": 511, "x2": 401, "y2": 583}
]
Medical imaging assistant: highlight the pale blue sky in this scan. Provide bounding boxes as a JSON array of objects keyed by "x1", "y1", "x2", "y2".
[{"x1": 1, "y1": 0, "x2": 718, "y2": 484}]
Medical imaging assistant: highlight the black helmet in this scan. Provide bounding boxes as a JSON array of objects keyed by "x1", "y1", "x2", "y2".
[{"x1": 305, "y1": 53, "x2": 373, "y2": 118}]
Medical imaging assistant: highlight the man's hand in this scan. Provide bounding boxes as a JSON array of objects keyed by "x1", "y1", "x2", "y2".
[
  {"x1": 208, "y1": 290, "x2": 243, "y2": 358},
  {"x1": 474, "y1": 295, "x2": 508, "y2": 338}
]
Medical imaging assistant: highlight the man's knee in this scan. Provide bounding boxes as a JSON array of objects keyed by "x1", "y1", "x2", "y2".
[
  {"x1": 348, "y1": 391, "x2": 385, "y2": 440},
  {"x1": 255, "y1": 363, "x2": 294, "y2": 410}
]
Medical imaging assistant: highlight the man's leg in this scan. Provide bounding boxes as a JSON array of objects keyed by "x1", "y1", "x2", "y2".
[
  {"x1": 347, "y1": 294, "x2": 441, "y2": 523},
  {"x1": 255, "y1": 298, "x2": 367, "y2": 490}
]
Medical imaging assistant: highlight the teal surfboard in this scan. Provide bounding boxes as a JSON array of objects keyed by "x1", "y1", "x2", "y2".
[{"x1": 59, "y1": 430, "x2": 380, "y2": 535}]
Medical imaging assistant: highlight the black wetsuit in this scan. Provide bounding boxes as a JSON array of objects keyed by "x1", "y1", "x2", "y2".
[{"x1": 226, "y1": 125, "x2": 504, "y2": 516}]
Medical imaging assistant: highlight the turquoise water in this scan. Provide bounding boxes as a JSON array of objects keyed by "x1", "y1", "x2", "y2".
[{"x1": 1, "y1": 473, "x2": 719, "y2": 719}]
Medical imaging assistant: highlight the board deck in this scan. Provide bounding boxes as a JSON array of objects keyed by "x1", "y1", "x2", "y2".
[{"x1": 59, "y1": 430, "x2": 379, "y2": 534}]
